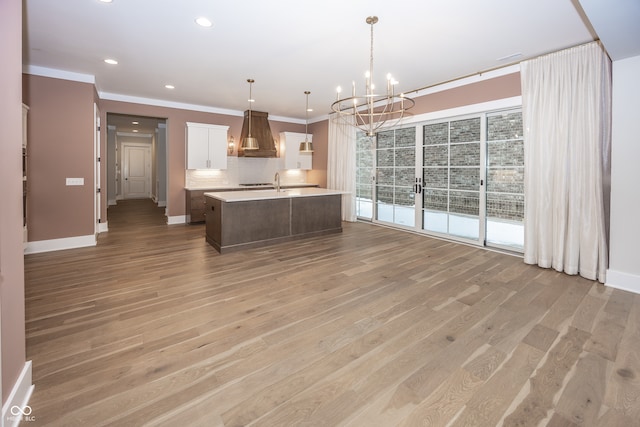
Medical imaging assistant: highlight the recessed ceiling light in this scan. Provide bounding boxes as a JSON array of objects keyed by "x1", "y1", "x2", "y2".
[
  {"x1": 307, "y1": 108, "x2": 313, "y2": 112},
  {"x1": 165, "y1": 84, "x2": 175, "y2": 89},
  {"x1": 132, "y1": 121, "x2": 139, "y2": 125},
  {"x1": 99, "y1": 0, "x2": 113, "y2": 3},
  {"x1": 195, "y1": 17, "x2": 212, "y2": 27},
  {"x1": 104, "y1": 58, "x2": 118, "y2": 65},
  {"x1": 132, "y1": 129, "x2": 138, "y2": 133}
]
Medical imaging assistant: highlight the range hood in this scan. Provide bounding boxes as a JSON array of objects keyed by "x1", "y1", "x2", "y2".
[{"x1": 238, "y1": 110, "x2": 277, "y2": 158}]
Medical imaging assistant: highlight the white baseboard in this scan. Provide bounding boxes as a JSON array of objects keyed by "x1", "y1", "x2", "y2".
[
  {"x1": 2, "y1": 361, "x2": 34, "y2": 427},
  {"x1": 157, "y1": 200, "x2": 167, "y2": 208},
  {"x1": 606, "y1": 269, "x2": 640, "y2": 295},
  {"x1": 108, "y1": 199, "x2": 117, "y2": 206},
  {"x1": 24, "y1": 234, "x2": 96, "y2": 254},
  {"x1": 167, "y1": 215, "x2": 186, "y2": 225},
  {"x1": 98, "y1": 222, "x2": 109, "y2": 233}
]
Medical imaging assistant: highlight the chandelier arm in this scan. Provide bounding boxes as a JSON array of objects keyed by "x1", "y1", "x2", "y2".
[{"x1": 331, "y1": 95, "x2": 415, "y2": 115}]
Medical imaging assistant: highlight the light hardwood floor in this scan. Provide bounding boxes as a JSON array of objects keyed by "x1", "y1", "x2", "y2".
[{"x1": 24, "y1": 199, "x2": 640, "y2": 426}]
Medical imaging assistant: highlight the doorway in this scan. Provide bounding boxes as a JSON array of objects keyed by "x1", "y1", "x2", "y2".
[{"x1": 105, "y1": 113, "x2": 167, "y2": 222}]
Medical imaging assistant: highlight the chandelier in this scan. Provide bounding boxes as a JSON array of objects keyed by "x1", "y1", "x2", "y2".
[{"x1": 331, "y1": 16, "x2": 414, "y2": 137}]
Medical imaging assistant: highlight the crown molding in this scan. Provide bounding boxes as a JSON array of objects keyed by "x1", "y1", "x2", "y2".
[{"x1": 23, "y1": 65, "x2": 95, "y2": 84}]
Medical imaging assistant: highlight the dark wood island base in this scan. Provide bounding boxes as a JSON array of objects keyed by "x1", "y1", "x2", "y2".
[{"x1": 205, "y1": 192, "x2": 342, "y2": 253}]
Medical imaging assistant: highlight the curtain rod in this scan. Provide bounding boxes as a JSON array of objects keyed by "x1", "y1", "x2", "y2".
[{"x1": 404, "y1": 39, "x2": 604, "y2": 97}]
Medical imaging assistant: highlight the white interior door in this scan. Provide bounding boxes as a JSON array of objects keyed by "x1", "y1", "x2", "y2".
[{"x1": 123, "y1": 144, "x2": 151, "y2": 199}]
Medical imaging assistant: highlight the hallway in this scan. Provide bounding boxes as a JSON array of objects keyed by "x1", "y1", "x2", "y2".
[{"x1": 105, "y1": 199, "x2": 168, "y2": 230}]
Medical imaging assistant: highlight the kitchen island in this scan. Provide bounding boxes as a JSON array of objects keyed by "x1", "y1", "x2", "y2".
[
  {"x1": 185, "y1": 184, "x2": 318, "y2": 224},
  {"x1": 204, "y1": 188, "x2": 345, "y2": 253}
]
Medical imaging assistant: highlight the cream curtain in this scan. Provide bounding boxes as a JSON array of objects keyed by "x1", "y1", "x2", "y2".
[
  {"x1": 521, "y1": 42, "x2": 611, "y2": 283},
  {"x1": 327, "y1": 113, "x2": 357, "y2": 222}
]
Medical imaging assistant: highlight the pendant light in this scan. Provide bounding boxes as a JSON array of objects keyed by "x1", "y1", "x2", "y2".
[
  {"x1": 241, "y1": 78, "x2": 259, "y2": 150},
  {"x1": 299, "y1": 91, "x2": 314, "y2": 153}
]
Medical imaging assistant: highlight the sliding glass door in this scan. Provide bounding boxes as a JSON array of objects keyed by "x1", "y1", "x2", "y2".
[{"x1": 355, "y1": 108, "x2": 524, "y2": 252}]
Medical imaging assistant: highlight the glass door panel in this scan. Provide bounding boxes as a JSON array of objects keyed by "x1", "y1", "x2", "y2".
[
  {"x1": 356, "y1": 132, "x2": 374, "y2": 220},
  {"x1": 375, "y1": 128, "x2": 416, "y2": 227},
  {"x1": 422, "y1": 123, "x2": 448, "y2": 233},
  {"x1": 485, "y1": 111, "x2": 524, "y2": 250}
]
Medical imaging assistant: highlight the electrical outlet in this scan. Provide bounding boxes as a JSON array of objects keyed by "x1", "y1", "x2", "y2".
[{"x1": 66, "y1": 177, "x2": 84, "y2": 186}]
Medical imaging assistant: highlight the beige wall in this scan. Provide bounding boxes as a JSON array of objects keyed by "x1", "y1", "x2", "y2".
[
  {"x1": 412, "y1": 72, "x2": 521, "y2": 113},
  {"x1": 23, "y1": 75, "x2": 96, "y2": 241},
  {"x1": 1, "y1": 0, "x2": 27, "y2": 403}
]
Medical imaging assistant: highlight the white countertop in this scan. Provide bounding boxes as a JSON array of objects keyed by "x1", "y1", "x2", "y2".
[
  {"x1": 205, "y1": 187, "x2": 347, "y2": 202},
  {"x1": 185, "y1": 183, "x2": 318, "y2": 191}
]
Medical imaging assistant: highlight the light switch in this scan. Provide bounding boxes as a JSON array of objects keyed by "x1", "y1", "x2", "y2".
[{"x1": 66, "y1": 178, "x2": 84, "y2": 186}]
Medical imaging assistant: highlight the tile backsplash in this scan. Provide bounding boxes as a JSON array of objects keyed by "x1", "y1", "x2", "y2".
[{"x1": 186, "y1": 157, "x2": 308, "y2": 188}]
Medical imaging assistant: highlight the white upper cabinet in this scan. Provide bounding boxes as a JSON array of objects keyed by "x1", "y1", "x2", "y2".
[
  {"x1": 186, "y1": 122, "x2": 229, "y2": 169},
  {"x1": 280, "y1": 131, "x2": 312, "y2": 170}
]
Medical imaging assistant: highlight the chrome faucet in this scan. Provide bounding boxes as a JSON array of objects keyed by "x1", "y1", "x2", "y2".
[{"x1": 275, "y1": 172, "x2": 280, "y2": 192}]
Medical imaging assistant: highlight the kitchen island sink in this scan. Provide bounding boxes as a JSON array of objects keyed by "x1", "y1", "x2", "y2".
[{"x1": 204, "y1": 188, "x2": 345, "y2": 253}]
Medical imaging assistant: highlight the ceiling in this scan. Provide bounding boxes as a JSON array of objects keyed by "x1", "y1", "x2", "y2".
[{"x1": 22, "y1": 0, "x2": 639, "y2": 130}]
